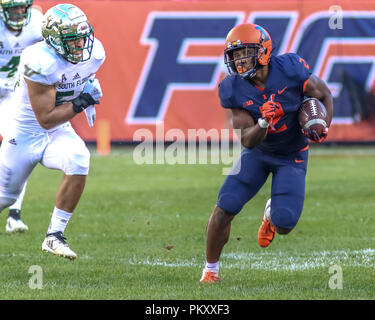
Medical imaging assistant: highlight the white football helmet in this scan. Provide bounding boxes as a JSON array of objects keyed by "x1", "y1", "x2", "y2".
[{"x1": 42, "y1": 3, "x2": 94, "y2": 63}]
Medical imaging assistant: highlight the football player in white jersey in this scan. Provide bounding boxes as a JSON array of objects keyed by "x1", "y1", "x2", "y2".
[
  {"x1": 0, "y1": 3, "x2": 105, "y2": 259},
  {"x1": 0, "y1": 0, "x2": 43, "y2": 233}
]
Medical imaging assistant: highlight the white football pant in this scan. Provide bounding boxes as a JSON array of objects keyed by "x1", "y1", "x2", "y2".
[
  {"x1": 0, "y1": 90, "x2": 14, "y2": 136},
  {"x1": 0, "y1": 123, "x2": 90, "y2": 211}
]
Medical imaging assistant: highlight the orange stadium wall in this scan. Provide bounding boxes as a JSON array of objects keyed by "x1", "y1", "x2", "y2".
[{"x1": 34, "y1": 0, "x2": 375, "y2": 143}]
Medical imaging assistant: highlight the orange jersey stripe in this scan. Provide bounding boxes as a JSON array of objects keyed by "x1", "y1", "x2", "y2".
[{"x1": 300, "y1": 145, "x2": 309, "y2": 151}]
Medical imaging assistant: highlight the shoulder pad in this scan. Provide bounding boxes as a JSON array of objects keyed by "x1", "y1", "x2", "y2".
[
  {"x1": 218, "y1": 75, "x2": 239, "y2": 109},
  {"x1": 30, "y1": 7, "x2": 44, "y2": 25},
  {"x1": 274, "y1": 53, "x2": 311, "y2": 88},
  {"x1": 285, "y1": 52, "x2": 302, "y2": 65},
  {"x1": 0, "y1": 17, "x2": 6, "y2": 33},
  {"x1": 22, "y1": 42, "x2": 59, "y2": 81},
  {"x1": 25, "y1": 8, "x2": 43, "y2": 41},
  {"x1": 219, "y1": 76, "x2": 234, "y2": 100},
  {"x1": 92, "y1": 38, "x2": 106, "y2": 62},
  {"x1": 275, "y1": 53, "x2": 302, "y2": 77}
]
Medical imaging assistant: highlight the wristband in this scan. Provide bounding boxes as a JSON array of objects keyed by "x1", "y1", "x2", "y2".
[
  {"x1": 72, "y1": 92, "x2": 98, "y2": 113},
  {"x1": 258, "y1": 118, "x2": 270, "y2": 129}
]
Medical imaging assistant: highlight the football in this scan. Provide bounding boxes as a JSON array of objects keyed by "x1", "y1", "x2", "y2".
[{"x1": 298, "y1": 98, "x2": 328, "y2": 136}]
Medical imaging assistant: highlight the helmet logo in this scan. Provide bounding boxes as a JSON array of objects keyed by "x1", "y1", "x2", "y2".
[
  {"x1": 77, "y1": 22, "x2": 89, "y2": 35},
  {"x1": 255, "y1": 26, "x2": 270, "y2": 43}
]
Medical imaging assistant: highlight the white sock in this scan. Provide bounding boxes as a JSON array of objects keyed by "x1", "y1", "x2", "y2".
[
  {"x1": 47, "y1": 207, "x2": 72, "y2": 234},
  {"x1": 265, "y1": 199, "x2": 271, "y2": 221},
  {"x1": 205, "y1": 261, "x2": 219, "y2": 273}
]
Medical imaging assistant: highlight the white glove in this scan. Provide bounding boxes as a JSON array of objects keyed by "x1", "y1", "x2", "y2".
[
  {"x1": 84, "y1": 105, "x2": 96, "y2": 127},
  {"x1": 83, "y1": 78, "x2": 103, "y2": 101},
  {"x1": 82, "y1": 77, "x2": 102, "y2": 127}
]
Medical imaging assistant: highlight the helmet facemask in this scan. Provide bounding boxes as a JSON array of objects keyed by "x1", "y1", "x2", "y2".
[
  {"x1": 225, "y1": 43, "x2": 262, "y2": 80},
  {"x1": 0, "y1": 0, "x2": 33, "y2": 31},
  {"x1": 60, "y1": 23, "x2": 94, "y2": 63}
]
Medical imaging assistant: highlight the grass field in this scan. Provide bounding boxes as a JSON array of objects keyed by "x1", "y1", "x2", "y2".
[{"x1": 0, "y1": 145, "x2": 374, "y2": 300}]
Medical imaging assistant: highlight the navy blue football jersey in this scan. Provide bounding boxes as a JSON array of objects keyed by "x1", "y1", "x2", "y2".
[{"x1": 219, "y1": 53, "x2": 312, "y2": 155}]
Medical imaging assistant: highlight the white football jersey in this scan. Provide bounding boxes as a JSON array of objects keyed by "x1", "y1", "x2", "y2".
[
  {"x1": 0, "y1": 8, "x2": 43, "y2": 95},
  {"x1": 11, "y1": 37, "x2": 105, "y2": 133}
]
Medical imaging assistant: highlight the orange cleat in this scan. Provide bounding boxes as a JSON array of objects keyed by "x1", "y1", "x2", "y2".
[
  {"x1": 258, "y1": 199, "x2": 276, "y2": 248},
  {"x1": 200, "y1": 270, "x2": 220, "y2": 283}
]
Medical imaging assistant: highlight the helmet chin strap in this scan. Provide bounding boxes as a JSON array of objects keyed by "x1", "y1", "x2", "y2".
[
  {"x1": 239, "y1": 68, "x2": 256, "y2": 80},
  {"x1": 237, "y1": 46, "x2": 262, "y2": 80},
  {"x1": 239, "y1": 59, "x2": 258, "y2": 80}
]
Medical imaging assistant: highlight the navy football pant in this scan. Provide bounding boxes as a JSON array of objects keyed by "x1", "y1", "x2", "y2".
[{"x1": 217, "y1": 146, "x2": 309, "y2": 229}]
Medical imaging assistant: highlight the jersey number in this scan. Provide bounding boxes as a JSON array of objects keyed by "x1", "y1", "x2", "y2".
[
  {"x1": 299, "y1": 57, "x2": 310, "y2": 70},
  {"x1": 0, "y1": 56, "x2": 20, "y2": 78}
]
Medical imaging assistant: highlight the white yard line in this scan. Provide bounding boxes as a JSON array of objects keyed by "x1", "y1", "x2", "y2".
[{"x1": 126, "y1": 248, "x2": 375, "y2": 271}]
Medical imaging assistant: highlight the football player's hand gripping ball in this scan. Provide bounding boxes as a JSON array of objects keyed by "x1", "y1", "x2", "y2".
[{"x1": 303, "y1": 127, "x2": 328, "y2": 143}]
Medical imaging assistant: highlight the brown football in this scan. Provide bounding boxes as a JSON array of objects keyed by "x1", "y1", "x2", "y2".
[{"x1": 298, "y1": 98, "x2": 328, "y2": 136}]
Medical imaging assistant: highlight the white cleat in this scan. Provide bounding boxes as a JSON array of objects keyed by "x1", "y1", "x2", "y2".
[
  {"x1": 6, "y1": 216, "x2": 29, "y2": 233},
  {"x1": 42, "y1": 232, "x2": 77, "y2": 260}
]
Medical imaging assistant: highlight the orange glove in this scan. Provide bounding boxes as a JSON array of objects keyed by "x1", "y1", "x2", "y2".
[
  {"x1": 259, "y1": 101, "x2": 278, "y2": 129},
  {"x1": 303, "y1": 127, "x2": 328, "y2": 143}
]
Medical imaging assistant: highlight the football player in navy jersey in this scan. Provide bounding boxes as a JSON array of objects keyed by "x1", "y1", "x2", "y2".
[{"x1": 200, "y1": 23, "x2": 333, "y2": 283}]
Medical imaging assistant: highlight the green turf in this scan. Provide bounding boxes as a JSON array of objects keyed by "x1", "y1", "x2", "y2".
[{"x1": 0, "y1": 145, "x2": 374, "y2": 299}]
